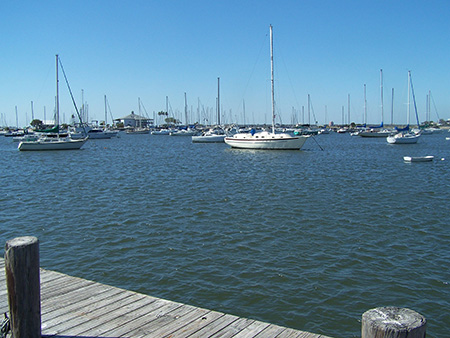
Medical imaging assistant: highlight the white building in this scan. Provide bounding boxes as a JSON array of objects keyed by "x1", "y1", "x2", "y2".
[{"x1": 115, "y1": 112, "x2": 153, "y2": 128}]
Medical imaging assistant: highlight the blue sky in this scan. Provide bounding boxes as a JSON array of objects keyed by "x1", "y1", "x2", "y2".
[{"x1": 1, "y1": 0, "x2": 449, "y2": 127}]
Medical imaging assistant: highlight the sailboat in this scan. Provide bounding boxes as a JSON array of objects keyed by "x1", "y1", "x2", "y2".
[
  {"x1": 192, "y1": 77, "x2": 226, "y2": 143},
  {"x1": 86, "y1": 95, "x2": 118, "y2": 139},
  {"x1": 359, "y1": 69, "x2": 392, "y2": 138},
  {"x1": 387, "y1": 71, "x2": 420, "y2": 144},
  {"x1": 224, "y1": 25, "x2": 308, "y2": 150},
  {"x1": 18, "y1": 55, "x2": 88, "y2": 151}
]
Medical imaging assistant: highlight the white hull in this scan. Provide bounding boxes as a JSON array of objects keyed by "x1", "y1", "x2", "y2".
[
  {"x1": 403, "y1": 156, "x2": 434, "y2": 162},
  {"x1": 169, "y1": 130, "x2": 197, "y2": 136},
  {"x1": 151, "y1": 130, "x2": 171, "y2": 135},
  {"x1": 192, "y1": 134, "x2": 225, "y2": 143},
  {"x1": 18, "y1": 137, "x2": 87, "y2": 151},
  {"x1": 225, "y1": 132, "x2": 308, "y2": 150},
  {"x1": 387, "y1": 133, "x2": 420, "y2": 144},
  {"x1": 87, "y1": 130, "x2": 118, "y2": 139}
]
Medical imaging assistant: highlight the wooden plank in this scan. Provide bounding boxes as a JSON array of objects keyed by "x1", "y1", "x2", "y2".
[
  {"x1": 253, "y1": 324, "x2": 288, "y2": 337},
  {"x1": 41, "y1": 289, "x2": 137, "y2": 334},
  {"x1": 57, "y1": 293, "x2": 158, "y2": 337},
  {"x1": 41, "y1": 283, "x2": 124, "y2": 317},
  {"x1": 102, "y1": 300, "x2": 186, "y2": 337},
  {"x1": 0, "y1": 260, "x2": 333, "y2": 338},
  {"x1": 208, "y1": 317, "x2": 256, "y2": 338},
  {"x1": 89, "y1": 297, "x2": 177, "y2": 337},
  {"x1": 229, "y1": 320, "x2": 271, "y2": 338},
  {"x1": 186, "y1": 313, "x2": 243, "y2": 338},
  {"x1": 134, "y1": 304, "x2": 208, "y2": 337},
  {"x1": 164, "y1": 310, "x2": 226, "y2": 338}
]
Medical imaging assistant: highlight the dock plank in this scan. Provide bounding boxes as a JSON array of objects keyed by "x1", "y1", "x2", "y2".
[
  {"x1": 164, "y1": 310, "x2": 225, "y2": 337},
  {"x1": 0, "y1": 259, "x2": 332, "y2": 337}
]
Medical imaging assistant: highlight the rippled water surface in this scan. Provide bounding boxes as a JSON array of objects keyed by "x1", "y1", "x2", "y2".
[{"x1": 1, "y1": 132, "x2": 449, "y2": 337}]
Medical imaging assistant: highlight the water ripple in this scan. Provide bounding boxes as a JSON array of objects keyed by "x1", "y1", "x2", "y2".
[{"x1": 1, "y1": 133, "x2": 449, "y2": 337}]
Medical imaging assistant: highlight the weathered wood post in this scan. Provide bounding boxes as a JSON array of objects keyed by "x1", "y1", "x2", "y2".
[
  {"x1": 362, "y1": 307, "x2": 426, "y2": 338},
  {"x1": 4, "y1": 236, "x2": 41, "y2": 338}
]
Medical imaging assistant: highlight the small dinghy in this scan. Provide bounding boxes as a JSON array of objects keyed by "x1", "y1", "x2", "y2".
[{"x1": 403, "y1": 156, "x2": 434, "y2": 162}]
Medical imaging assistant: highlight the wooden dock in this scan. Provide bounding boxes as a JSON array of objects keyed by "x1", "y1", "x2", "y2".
[{"x1": 1, "y1": 259, "x2": 331, "y2": 337}]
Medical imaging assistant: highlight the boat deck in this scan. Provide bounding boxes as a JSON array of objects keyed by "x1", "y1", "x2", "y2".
[{"x1": 0, "y1": 260, "x2": 331, "y2": 337}]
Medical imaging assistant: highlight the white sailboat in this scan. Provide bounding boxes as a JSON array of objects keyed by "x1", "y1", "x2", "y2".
[
  {"x1": 192, "y1": 128, "x2": 226, "y2": 143},
  {"x1": 224, "y1": 25, "x2": 308, "y2": 150},
  {"x1": 359, "y1": 69, "x2": 392, "y2": 138},
  {"x1": 387, "y1": 71, "x2": 420, "y2": 144},
  {"x1": 18, "y1": 55, "x2": 87, "y2": 151},
  {"x1": 88, "y1": 95, "x2": 118, "y2": 139},
  {"x1": 192, "y1": 78, "x2": 226, "y2": 143}
]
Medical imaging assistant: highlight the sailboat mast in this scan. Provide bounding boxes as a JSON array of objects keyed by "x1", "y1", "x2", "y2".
[
  {"x1": 380, "y1": 69, "x2": 383, "y2": 126},
  {"x1": 217, "y1": 77, "x2": 220, "y2": 126},
  {"x1": 407, "y1": 71, "x2": 411, "y2": 126},
  {"x1": 364, "y1": 84, "x2": 367, "y2": 125},
  {"x1": 391, "y1": 88, "x2": 394, "y2": 125},
  {"x1": 270, "y1": 24, "x2": 275, "y2": 134},
  {"x1": 166, "y1": 96, "x2": 168, "y2": 116},
  {"x1": 56, "y1": 54, "x2": 59, "y2": 127},
  {"x1": 104, "y1": 95, "x2": 107, "y2": 128},
  {"x1": 184, "y1": 92, "x2": 188, "y2": 126}
]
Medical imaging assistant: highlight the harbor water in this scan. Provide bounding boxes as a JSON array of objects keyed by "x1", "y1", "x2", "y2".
[{"x1": 1, "y1": 132, "x2": 449, "y2": 337}]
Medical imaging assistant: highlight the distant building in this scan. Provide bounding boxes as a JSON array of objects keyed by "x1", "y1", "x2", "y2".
[{"x1": 115, "y1": 112, "x2": 153, "y2": 128}]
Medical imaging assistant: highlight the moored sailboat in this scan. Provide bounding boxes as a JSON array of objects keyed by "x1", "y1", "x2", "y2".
[
  {"x1": 359, "y1": 69, "x2": 393, "y2": 138},
  {"x1": 387, "y1": 71, "x2": 421, "y2": 144},
  {"x1": 18, "y1": 55, "x2": 87, "y2": 151},
  {"x1": 225, "y1": 25, "x2": 308, "y2": 150}
]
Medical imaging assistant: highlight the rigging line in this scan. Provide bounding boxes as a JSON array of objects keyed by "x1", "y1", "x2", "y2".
[
  {"x1": 58, "y1": 57, "x2": 86, "y2": 135},
  {"x1": 309, "y1": 96, "x2": 318, "y2": 124},
  {"x1": 409, "y1": 72, "x2": 421, "y2": 127},
  {"x1": 234, "y1": 31, "x2": 269, "y2": 115},
  {"x1": 140, "y1": 99, "x2": 150, "y2": 117},
  {"x1": 278, "y1": 42, "x2": 302, "y2": 115},
  {"x1": 310, "y1": 135, "x2": 323, "y2": 151},
  {"x1": 429, "y1": 91, "x2": 440, "y2": 120},
  {"x1": 106, "y1": 97, "x2": 115, "y2": 125},
  {"x1": 36, "y1": 63, "x2": 53, "y2": 106}
]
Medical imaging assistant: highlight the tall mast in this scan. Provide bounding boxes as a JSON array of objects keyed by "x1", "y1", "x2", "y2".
[
  {"x1": 56, "y1": 54, "x2": 59, "y2": 127},
  {"x1": 390, "y1": 88, "x2": 394, "y2": 125},
  {"x1": 364, "y1": 84, "x2": 367, "y2": 125},
  {"x1": 407, "y1": 71, "x2": 411, "y2": 126},
  {"x1": 184, "y1": 92, "x2": 188, "y2": 126},
  {"x1": 104, "y1": 95, "x2": 107, "y2": 128},
  {"x1": 347, "y1": 94, "x2": 350, "y2": 125},
  {"x1": 217, "y1": 77, "x2": 220, "y2": 125},
  {"x1": 138, "y1": 97, "x2": 142, "y2": 128},
  {"x1": 308, "y1": 94, "x2": 311, "y2": 125},
  {"x1": 270, "y1": 24, "x2": 275, "y2": 134},
  {"x1": 165, "y1": 96, "x2": 169, "y2": 127},
  {"x1": 380, "y1": 69, "x2": 383, "y2": 125},
  {"x1": 243, "y1": 99, "x2": 246, "y2": 126}
]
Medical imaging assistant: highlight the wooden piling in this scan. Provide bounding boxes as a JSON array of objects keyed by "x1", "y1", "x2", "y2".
[
  {"x1": 4, "y1": 236, "x2": 41, "y2": 338},
  {"x1": 362, "y1": 307, "x2": 426, "y2": 338}
]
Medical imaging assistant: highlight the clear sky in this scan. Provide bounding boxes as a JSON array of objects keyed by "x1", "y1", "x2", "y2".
[{"x1": 1, "y1": 0, "x2": 449, "y2": 127}]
